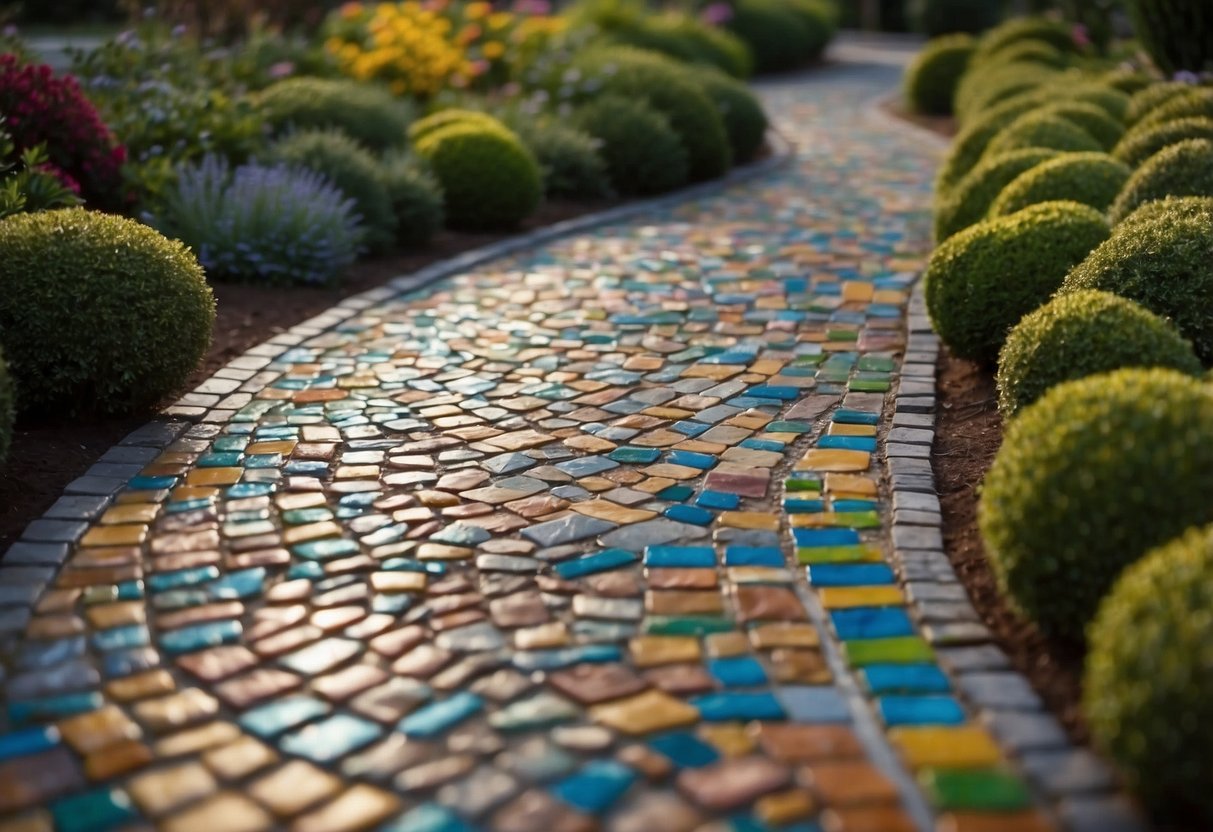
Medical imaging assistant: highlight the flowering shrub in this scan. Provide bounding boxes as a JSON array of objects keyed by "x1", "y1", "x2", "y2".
[
  {"x1": 0, "y1": 54, "x2": 127, "y2": 209},
  {"x1": 152, "y1": 155, "x2": 364, "y2": 286}
]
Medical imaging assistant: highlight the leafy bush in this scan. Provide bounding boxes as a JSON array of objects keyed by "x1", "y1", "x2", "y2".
[
  {"x1": 725, "y1": 0, "x2": 817, "y2": 73},
  {"x1": 1125, "y1": 0, "x2": 1213, "y2": 76},
  {"x1": 573, "y1": 95, "x2": 689, "y2": 196},
  {"x1": 934, "y1": 147, "x2": 1059, "y2": 240},
  {"x1": 0, "y1": 54, "x2": 126, "y2": 209},
  {"x1": 381, "y1": 154, "x2": 444, "y2": 247},
  {"x1": 1085, "y1": 523, "x2": 1213, "y2": 826},
  {"x1": 683, "y1": 65, "x2": 769, "y2": 163},
  {"x1": 1114, "y1": 117, "x2": 1213, "y2": 167},
  {"x1": 0, "y1": 208, "x2": 214, "y2": 419},
  {"x1": 954, "y1": 62, "x2": 1058, "y2": 123},
  {"x1": 997, "y1": 290, "x2": 1201, "y2": 416},
  {"x1": 414, "y1": 123, "x2": 542, "y2": 229},
  {"x1": 1036, "y1": 102, "x2": 1124, "y2": 150},
  {"x1": 924, "y1": 201, "x2": 1110, "y2": 364},
  {"x1": 1063, "y1": 196, "x2": 1213, "y2": 362},
  {"x1": 153, "y1": 156, "x2": 363, "y2": 285},
  {"x1": 572, "y1": 48, "x2": 730, "y2": 181},
  {"x1": 1056, "y1": 83, "x2": 1131, "y2": 123},
  {"x1": 991, "y1": 153, "x2": 1131, "y2": 216},
  {"x1": 586, "y1": 7, "x2": 754, "y2": 78},
  {"x1": 408, "y1": 109, "x2": 506, "y2": 145},
  {"x1": 973, "y1": 16, "x2": 1078, "y2": 62},
  {"x1": 258, "y1": 78, "x2": 413, "y2": 153},
  {"x1": 984, "y1": 111, "x2": 1102, "y2": 156},
  {"x1": 911, "y1": 0, "x2": 1003, "y2": 36},
  {"x1": 1126, "y1": 81, "x2": 1198, "y2": 125},
  {"x1": 1099, "y1": 68, "x2": 1153, "y2": 95},
  {"x1": 980, "y1": 368, "x2": 1213, "y2": 638},
  {"x1": 1135, "y1": 89, "x2": 1213, "y2": 130},
  {"x1": 1108, "y1": 138, "x2": 1213, "y2": 223},
  {"x1": 0, "y1": 348, "x2": 12, "y2": 466},
  {"x1": 936, "y1": 95, "x2": 1052, "y2": 193},
  {"x1": 903, "y1": 34, "x2": 976, "y2": 116},
  {"x1": 511, "y1": 120, "x2": 612, "y2": 200},
  {"x1": 978, "y1": 40, "x2": 1066, "y2": 70},
  {"x1": 0, "y1": 119, "x2": 82, "y2": 220},
  {"x1": 265, "y1": 130, "x2": 397, "y2": 253}
]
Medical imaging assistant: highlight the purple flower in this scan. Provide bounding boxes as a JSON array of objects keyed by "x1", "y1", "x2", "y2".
[
  {"x1": 268, "y1": 61, "x2": 295, "y2": 79},
  {"x1": 702, "y1": 3, "x2": 732, "y2": 25}
]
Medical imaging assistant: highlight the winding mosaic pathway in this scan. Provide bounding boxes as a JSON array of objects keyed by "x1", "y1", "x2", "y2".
[{"x1": 0, "y1": 57, "x2": 1139, "y2": 832}]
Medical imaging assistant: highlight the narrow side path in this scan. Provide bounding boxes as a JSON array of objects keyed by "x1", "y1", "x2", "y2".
[{"x1": 0, "y1": 60, "x2": 1069, "y2": 832}]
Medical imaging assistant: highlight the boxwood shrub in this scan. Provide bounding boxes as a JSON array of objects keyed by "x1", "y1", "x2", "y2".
[
  {"x1": 934, "y1": 147, "x2": 1059, "y2": 241},
  {"x1": 997, "y1": 290, "x2": 1201, "y2": 416},
  {"x1": 1113, "y1": 117, "x2": 1213, "y2": 168},
  {"x1": 258, "y1": 78, "x2": 413, "y2": 153},
  {"x1": 381, "y1": 154, "x2": 444, "y2": 247},
  {"x1": 0, "y1": 208, "x2": 214, "y2": 419},
  {"x1": 684, "y1": 65, "x2": 769, "y2": 163},
  {"x1": 954, "y1": 62, "x2": 1058, "y2": 124},
  {"x1": 979, "y1": 368, "x2": 1213, "y2": 638},
  {"x1": 1136, "y1": 89, "x2": 1213, "y2": 130},
  {"x1": 925, "y1": 201, "x2": 1110, "y2": 364},
  {"x1": 1085, "y1": 523, "x2": 1213, "y2": 826},
  {"x1": 726, "y1": 0, "x2": 830, "y2": 72},
  {"x1": 1063, "y1": 195, "x2": 1213, "y2": 362},
  {"x1": 973, "y1": 17, "x2": 1078, "y2": 62},
  {"x1": 903, "y1": 34, "x2": 976, "y2": 116},
  {"x1": 408, "y1": 109, "x2": 506, "y2": 145},
  {"x1": 936, "y1": 94, "x2": 1051, "y2": 193},
  {"x1": 978, "y1": 40, "x2": 1066, "y2": 71},
  {"x1": 983, "y1": 111, "x2": 1102, "y2": 157},
  {"x1": 573, "y1": 95, "x2": 689, "y2": 196},
  {"x1": 1108, "y1": 138, "x2": 1213, "y2": 223},
  {"x1": 0, "y1": 348, "x2": 11, "y2": 465},
  {"x1": 1037, "y1": 102, "x2": 1124, "y2": 150},
  {"x1": 1125, "y1": 81, "x2": 1196, "y2": 125},
  {"x1": 990, "y1": 152, "x2": 1130, "y2": 216},
  {"x1": 511, "y1": 120, "x2": 612, "y2": 200}
]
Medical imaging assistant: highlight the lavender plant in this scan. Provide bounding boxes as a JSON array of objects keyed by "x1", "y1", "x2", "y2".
[{"x1": 152, "y1": 155, "x2": 364, "y2": 286}]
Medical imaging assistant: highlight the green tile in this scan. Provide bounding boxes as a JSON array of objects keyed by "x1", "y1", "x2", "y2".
[
  {"x1": 919, "y1": 768, "x2": 1032, "y2": 811},
  {"x1": 843, "y1": 636, "x2": 934, "y2": 667}
]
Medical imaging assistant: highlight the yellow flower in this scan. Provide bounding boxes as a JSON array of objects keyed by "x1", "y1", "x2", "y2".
[
  {"x1": 482, "y1": 41, "x2": 505, "y2": 59},
  {"x1": 488, "y1": 11, "x2": 512, "y2": 30},
  {"x1": 465, "y1": 1, "x2": 491, "y2": 20}
]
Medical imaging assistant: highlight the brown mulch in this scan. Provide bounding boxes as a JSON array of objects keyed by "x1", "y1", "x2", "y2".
[
  {"x1": 0, "y1": 199, "x2": 613, "y2": 552},
  {"x1": 880, "y1": 99, "x2": 957, "y2": 139},
  {"x1": 934, "y1": 348, "x2": 1088, "y2": 743}
]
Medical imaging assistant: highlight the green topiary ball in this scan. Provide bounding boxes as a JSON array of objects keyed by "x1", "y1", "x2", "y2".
[
  {"x1": 984, "y1": 111, "x2": 1103, "y2": 157},
  {"x1": 257, "y1": 78, "x2": 413, "y2": 153},
  {"x1": 973, "y1": 17, "x2": 1078, "y2": 62},
  {"x1": 407, "y1": 109, "x2": 506, "y2": 145},
  {"x1": 266, "y1": 130, "x2": 397, "y2": 253},
  {"x1": 683, "y1": 65, "x2": 769, "y2": 163},
  {"x1": 1108, "y1": 138, "x2": 1213, "y2": 223},
  {"x1": 978, "y1": 40, "x2": 1067, "y2": 71},
  {"x1": 934, "y1": 147, "x2": 1060, "y2": 241},
  {"x1": 511, "y1": 120, "x2": 612, "y2": 201},
  {"x1": 1113, "y1": 116, "x2": 1213, "y2": 167},
  {"x1": 925, "y1": 201, "x2": 1110, "y2": 364},
  {"x1": 1085, "y1": 523, "x2": 1213, "y2": 826},
  {"x1": 414, "y1": 122, "x2": 541, "y2": 230},
  {"x1": 1099, "y1": 68, "x2": 1154, "y2": 95},
  {"x1": 936, "y1": 94, "x2": 1052, "y2": 193},
  {"x1": 1036, "y1": 102, "x2": 1125, "y2": 150},
  {"x1": 1116, "y1": 194, "x2": 1213, "y2": 228},
  {"x1": 1136, "y1": 88, "x2": 1213, "y2": 130},
  {"x1": 954, "y1": 62, "x2": 1058, "y2": 124},
  {"x1": 381, "y1": 154, "x2": 443, "y2": 247},
  {"x1": 1063, "y1": 195, "x2": 1213, "y2": 362},
  {"x1": 726, "y1": 0, "x2": 815, "y2": 73},
  {"x1": 903, "y1": 34, "x2": 976, "y2": 116},
  {"x1": 990, "y1": 152, "x2": 1131, "y2": 216},
  {"x1": 573, "y1": 95, "x2": 689, "y2": 196},
  {"x1": 0, "y1": 208, "x2": 214, "y2": 419},
  {"x1": 980, "y1": 368, "x2": 1213, "y2": 638},
  {"x1": 996, "y1": 290, "x2": 1201, "y2": 416},
  {"x1": 0, "y1": 347, "x2": 12, "y2": 465},
  {"x1": 1126, "y1": 81, "x2": 1199, "y2": 125}
]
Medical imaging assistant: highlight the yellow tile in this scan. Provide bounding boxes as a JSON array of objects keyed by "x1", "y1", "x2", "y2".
[
  {"x1": 370, "y1": 572, "x2": 427, "y2": 593},
  {"x1": 873, "y1": 289, "x2": 906, "y2": 304},
  {"x1": 642, "y1": 463, "x2": 703, "y2": 481},
  {"x1": 755, "y1": 789, "x2": 816, "y2": 825},
  {"x1": 570, "y1": 501, "x2": 658, "y2": 525},
  {"x1": 515, "y1": 622, "x2": 569, "y2": 649},
  {"x1": 824, "y1": 473, "x2": 878, "y2": 496},
  {"x1": 282, "y1": 521, "x2": 342, "y2": 545},
  {"x1": 290, "y1": 785, "x2": 401, "y2": 832},
  {"x1": 749, "y1": 622, "x2": 820, "y2": 649},
  {"x1": 841, "y1": 281, "x2": 875, "y2": 302},
  {"x1": 819, "y1": 586, "x2": 905, "y2": 609},
  {"x1": 719, "y1": 512, "x2": 780, "y2": 531},
  {"x1": 171, "y1": 486, "x2": 220, "y2": 501},
  {"x1": 591, "y1": 690, "x2": 700, "y2": 735},
  {"x1": 246, "y1": 440, "x2": 297, "y2": 455},
  {"x1": 682, "y1": 364, "x2": 742, "y2": 380},
  {"x1": 890, "y1": 726, "x2": 1003, "y2": 769},
  {"x1": 796, "y1": 449, "x2": 870, "y2": 472},
  {"x1": 100, "y1": 504, "x2": 159, "y2": 525},
  {"x1": 697, "y1": 723, "x2": 755, "y2": 757},
  {"x1": 80, "y1": 525, "x2": 147, "y2": 547},
  {"x1": 186, "y1": 467, "x2": 244, "y2": 487},
  {"x1": 705, "y1": 631, "x2": 750, "y2": 658},
  {"x1": 828, "y1": 423, "x2": 877, "y2": 437},
  {"x1": 629, "y1": 635, "x2": 701, "y2": 667},
  {"x1": 161, "y1": 793, "x2": 271, "y2": 832}
]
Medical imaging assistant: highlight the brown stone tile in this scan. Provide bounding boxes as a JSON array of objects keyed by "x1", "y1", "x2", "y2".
[
  {"x1": 549, "y1": 663, "x2": 649, "y2": 705},
  {"x1": 803, "y1": 761, "x2": 900, "y2": 805},
  {"x1": 677, "y1": 755, "x2": 791, "y2": 811},
  {"x1": 752, "y1": 724, "x2": 864, "y2": 763},
  {"x1": 822, "y1": 806, "x2": 917, "y2": 832},
  {"x1": 250, "y1": 760, "x2": 342, "y2": 818},
  {"x1": 735, "y1": 585, "x2": 808, "y2": 622}
]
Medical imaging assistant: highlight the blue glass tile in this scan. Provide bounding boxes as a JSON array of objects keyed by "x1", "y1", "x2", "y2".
[
  {"x1": 92, "y1": 624, "x2": 149, "y2": 652},
  {"x1": 878, "y1": 695, "x2": 966, "y2": 726},
  {"x1": 817, "y1": 435, "x2": 877, "y2": 452},
  {"x1": 146, "y1": 566, "x2": 219, "y2": 593},
  {"x1": 9, "y1": 692, "x2": 102, "y2": 726},
  {"x1": 793, "y1": 528, "x2": 861, "y2": 548},
  {"x1": 778, "y1": 686, "x2": 852, "y2": 722},
  {"x1": 160, "y1": 620, "x2": 242, "y2": 655},
  {"x1": 709, "y1": 656, "x2": 768, "y2": 687},
  {"x1": 649, "y1": 732, "x2": 720, "y2": 768},
  {"x1": 672, "y1": 420, "x2": 710, "y2": 437},
  {"x1": 198, "y1": 451, "x2": 242, "y2": 467},
  {"x1": 102, "y1": 647, "x2": 160, "y2": 679},
  {"x1": 833, "y1": 499, "x2": 879, "y2": 513},
  {"x1": 552, "y1": 761, "x2": 637, "y2": 814},
  {"x1": 691, "y1": 692, "x2": 784, "y2": 721},
  {"x1": 830, "y1": 607, "x2": 914, "y2": 640},
  {"x1": 0, "y1": 726, "x2": 59, "y2": 762},
  {"x1": 667, "y1": 450, "x2": 716, "y2": 470},
  {"x1": 609, "y1": 447, "x2": 661, "y2": 464},
  {"x1": 280, "y1": 713, "x2": 382, "y2": 763},
  {"x1": 696, "y1": 490, "x2": 740, "y2": 510},
  {"x1": 728, "y1": 817, "x2": 775, "y2": 832},
  {"x1": 240, "y1": 695, "x2": 330, "y2": 738},
  {"x1": 207, "y1": 568, "x2": 267, "y2": 599},
  {"x1": 740, "y1": 438, "x2": 785, "y2": 452},
  {"x1": 554, "y1": 549, "x2": 637, "y2": 580},
  {"x1": 378, "y1": 804, "x2": 475, "y2": 832},
  {"x1": 289, "y1": 561, "x2": 325, "y2": 580},
  {"x1": 655, "y1": 484, "x2": 695, "y2": 502},
  {"x1": 399, "y1": 692, "x2": 483, "y2": 738},
  {"x1": 664, "y1": 505, "x2": 714, "y2": 525},
  {"x1": 127, "y1": 475, "x2": 176, "y2": 491},
  {"x1": 747, "y1": 385, "x2": 799, "y2": 400},
  {"x1": 512, "y1": 644, "x2": 621, "y2": 671},
  {"x1": 226, "y1": 481, "x2": 276, "y2": 498},
  {"x1": 644, "y1": 546, "x2": 715, "y2": 568},
  {"x1": 52, "y1": 788, "x2": 138, "y2": 832},
  {"x1": 833, "y1": 409, "x2": 879, "y2": 425},
  {"x1": 862, "y1": 663, "x2": 951, "y2": 694},
  {"x1": 807, "y1": 564, "x2": 895, "y2": 586},
  {"x1": 372, "y1": 594, "x2": 414, "y2": 614},
  {"x1": 724, "y1": 546, "x2": 783, "y2": 567},
  {"x1": 784, "y1": 499, "x2": 825, "y2": 514},
  {"x1": 293, "y1": 539, "x2": 360, "y2": 561}
]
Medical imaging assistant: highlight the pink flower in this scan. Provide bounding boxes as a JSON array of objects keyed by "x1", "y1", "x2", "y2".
[
  {"x1": 1071, "y1": 23, "x2": 1091, "y2": 49},
  {"x1": 268, "y1": 61, "x2": 295, "y2": 79},
  {"x1": 702, "y1": 2, "x2": 732, "y2": 25}
]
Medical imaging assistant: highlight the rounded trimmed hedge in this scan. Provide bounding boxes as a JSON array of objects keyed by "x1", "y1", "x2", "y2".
[
  {"x1": 573, "y1": 95, "x2": 689, "y2": 196},
  {"x1": 936, "y1": 94, "x2": 1051, "y2": 193},
  {"x1": 1085, "y1": 523, "x2": 1213, "y2": 826},
  {"x1": 954, "y1": 62, "x2": 1058, "y2": 124},
  {"x1": 1113, "y1": 117, "x2": 1213, "y2": 168},
  {"x1": 408, "y1": 109, "x2": 505, "y2": 145},
  {"x1": 414, "y1": 123, "x2": 541, "y2": 230},
  {"x1": 979, "y1": 368, "x2": 1213, "y2": 638},
  {"x1": 381, "y1": 154, "x2": 443, "y2": 247},
  {"x1": 265, "y1": 130, "x2": 397, "y2": 253},
  {"x1": 924, "y1": 200, "x2": 1110, "y2": 365},
  {"x1": 934, "y1": 147, "x2": 1059, "y2": 241},
  {"x1": 984, "y1": 111, "x2": 1102, "y2": 157},
  {"x1": 0, "y1": 348, "x2": 11, "y2": 465},
  {"x1": 996, "y1": 290, "x2": 1201, "y2": 416},
  {"x1": 911, "y1": 0, "x2": 1002, "y2": 36},
  {"x1": 1099, "y1": 68, "x2": 1154, "y2": 95},
  {"x1": 973, "y1": 17, "x2": 1078, "y2": 62},
  {"x1": 1063, "y1": 195, "x2": 1213, "y2": 363},
  {"x1": 1136, "y1": 88, "x2": 1213, "y2": 130},
  {"x1": 0, "y1": 209, "x2": 214, "y2": 419},
  {"x1": 903, "y1": 34, "x2": 976, "y2": 116},
  {"x1": 990, "y1": 152, "x2": 1130, "y2": 216},
  {"x1": 684, "y1": 65, "x2": 769, "y2": 163},
  {"x1": 726, "y1": 0, "x2": 828, "y2": 73},
  {"x1": 979, "y1": 40, "x2": 1066, "y2": 71},
  {"x1": 512, "y1": 121, "x2": 612, "y2": 201},
  {"x1": 598, "y1": 13, "x2": 754, "y2": 79},
  {"x1": 1037, "y1": 102, "x2": 1124, "y2": 150},
  {"x1": 1108, "y1": 138, "x2": 1213, "y2": 223},
  {"x1": 257, "y1": 78, "x2": 413, "y2": 152},
  {"x1": 1126, "y1": 81, "x2": 1198, "y2": 125}
]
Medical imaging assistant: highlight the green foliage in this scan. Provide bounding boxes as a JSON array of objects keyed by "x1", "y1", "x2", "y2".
[
  {"x1": 1125, "y1": 0, "x2": 1213, "y2": 75},
  {"x1": 910, "y1": 0, "x2": 1004, "y2": 36},
  {"x1": 1108, "y1": 138, "x2": 1213, "y2": 223},
  {"x1": 408, "y1": 110, "x2": 506, "y2": 145},
  {"x1": 573, "y1": 95, "x2": 689, "y2": 196},
  {"x1": 0, "y1": 208, "x2": 214, "y2": 419},
  {"x1": 991, "y1": 152, "x2": 1130, "y2": 216},
  {"x1": 590, "y1": 8, "x2": 754, "y2": 78},
  {"x1": 265, "y1": 130, "x2": 397, "y2": 254},
  {"x1": 1063, "y1": 195, "x2": 1213, "y2": 362},
  {"x1": 980, "y1": 368, "x2": 1213, "y2": 638},
  {"x1": 1114, "y1": 117, "x2": 1213, "y2": 167},
  {"x1": 979, "y1": 40, "x2": 1067, "y2": 70},
  {"x1": 903, "y1": 34, "x2": 976, "y2": 116},
  {"x1": 1056, "y1": 82, "x2": 1131, "y2": 122},
  {"x1": 683, "y1": 65, "x2": 770, "y2": 163},
  {"x1": 0, "y1": 348, "x2": 11, "y2": 466},
  {"x1": 934, "y1": 148, "x2": 1059, "y2": 241},
  {"x1": 414, "y1": 123, "x2": 542, "y2": 229},
  {"x1": 726, "y1": 0, "x2": 832, "y2": 73},
  {"x1": 1135, "y1": 89, "x2": 1213, "y2": 130},
  {"x1": 984, "y1": 111, "x2": 1102, "y2": 156},
  {"x1": 0, "y1": 120, "x2": 82, "y2": 221},
  {"x1": 973, "y1": 16, "x2": 1078, "y2": 62},
  {"x1": 1036, "y1": 102, "x2": 1124, "y2": 150},
  {"x1": 380, "y1": 154, "x2": 444, "y2": 248},
  {"x1": 511, "y1": 120, "x2": 613, "y2": 200},
  {"x1": 954, "y1": 61, "x2": 1058, "y2": 124},
  {"x1": 1085, "y1": 523, "x2": 1213, "y2": 826},
  {"x1": 997, "y1": 290, "x2": 1201, "y2": 416},
  {"x1": 258, "y1": 78, "x2": 414, "y2": 153},
  {"x1": 925, "y1": 200, "x2": 1110, "y2": 364},
  {"x1": 936, "y1": 94, "x2": 1049, "y2": 193},
  {"x1": 1126, "y1": 81, "x2": 1197, "y2": 125},
  {"x1": 1099, "y1": 68, "x2": 1154, "y2": 95}
]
